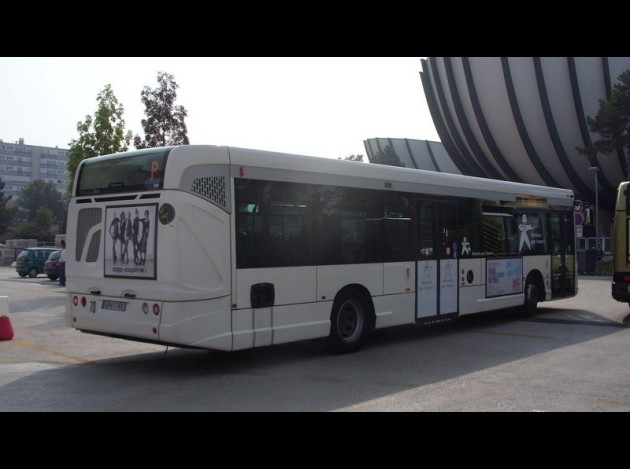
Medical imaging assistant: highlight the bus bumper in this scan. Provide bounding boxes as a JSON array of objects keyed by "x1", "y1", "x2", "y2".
[{"x1": 612, "y1": 274, "x2": 630, "y2": 303}]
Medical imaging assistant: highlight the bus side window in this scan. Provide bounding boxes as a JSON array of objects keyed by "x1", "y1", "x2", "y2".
[
  {"x1": 417, "y1": 201, "x2": 435, "y2": 259},
  {"x1": 383, "y1": 193, "x2": 412, "y2": 262},
  {"x1": 438, "y1": 203, "x2": 458, "y2": 259},
  {"x1": 319, "y1": 187, "x2": 381, "y2": 265},
  {"x1": 236, "y1": 202, "x2": 260, "y2": 268}
]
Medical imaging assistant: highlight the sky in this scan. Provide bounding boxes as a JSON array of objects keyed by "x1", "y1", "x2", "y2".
[{"x1": 0, "y1": 57, "x2": 439, "y2": 159}]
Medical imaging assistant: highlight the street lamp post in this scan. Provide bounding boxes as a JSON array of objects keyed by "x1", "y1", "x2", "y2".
[{"x1": 588, "y1": 166, "x2": 600, "y2": 257}]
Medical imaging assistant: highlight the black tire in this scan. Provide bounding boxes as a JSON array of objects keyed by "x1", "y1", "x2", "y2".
[
  {"x1": 522, "y1": 280, "x2": 539, "y2": 316},
  {"x1": 327, "y1": 288, "x2": 371, "y2": 354},
  {"x1": 18, "y1": 272, "x2": 27, "y2": 278},
  {"x1": 28, "y1": 267, "x2": 38, "y2": 278},
  {"x1": 48, "y1": 275, "x2": 58, "y2": 281}
]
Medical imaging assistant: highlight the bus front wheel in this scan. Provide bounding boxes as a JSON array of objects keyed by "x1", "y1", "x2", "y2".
[
  {"x1": 327, "y1": 288, "x2": 371, "y2": 354},
  {"x1": 522, "y1": 280, "x2": 540, "y2": 316}
]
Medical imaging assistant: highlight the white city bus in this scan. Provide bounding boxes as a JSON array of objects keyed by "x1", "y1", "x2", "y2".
[{"x1": 66, "y1": 145, "x2": 577, "y2": 353}]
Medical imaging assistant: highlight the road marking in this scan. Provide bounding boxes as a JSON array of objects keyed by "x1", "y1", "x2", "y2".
[
  {"x1": 0, "y1": 362, "x2": 61, "y2": 373},
  {"x1": 8, "y1": 340, "x2": 88, "y2": 364}
]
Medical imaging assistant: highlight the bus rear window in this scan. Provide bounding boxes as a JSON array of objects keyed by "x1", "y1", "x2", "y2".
[{"x1": 77, "y1": 149, "x2": 170, "y2": 196}]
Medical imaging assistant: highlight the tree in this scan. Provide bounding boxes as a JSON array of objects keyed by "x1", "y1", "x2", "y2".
[
  {"x1": 340, "y1": 154, "x2": 364, "y2": 162},
  {"x1": 134, "y1": 71, "x2": 190, "y2": 149},
  {"x1": 371, "y1": 145, "x2": 405, "y2": 167},
  {"x1": 578, "y1": 69, "x2": 630, "y2": 178},
  {"x1": 6, "y1": 222, "x2": 45, "y2": 241},
  {"x1": 34, "y1": 207, "x2": 54, "y2": 233},
  {"x1": 0, "y1": 178, "x2": 14, "y2": 236},
  {"x1": 18, "y1": 180, "x2": 63, "y2": 225},
  {"x1": 67, "y1": 84, "x2": 132, "y2": 193}
]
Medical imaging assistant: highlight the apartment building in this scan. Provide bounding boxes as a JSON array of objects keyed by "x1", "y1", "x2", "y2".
[{"x1": 0, "y1": 138, "x2": 69, "y2": 199}]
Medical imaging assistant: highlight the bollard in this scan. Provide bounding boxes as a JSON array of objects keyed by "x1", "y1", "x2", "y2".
[{"x1": 0, "y1": 296, "x2": 13, "y2": 340}]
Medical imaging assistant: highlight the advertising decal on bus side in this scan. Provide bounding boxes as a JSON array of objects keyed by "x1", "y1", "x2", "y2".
[{"x1": 487, "y1": 258, "x2": 524, "y2": 297}]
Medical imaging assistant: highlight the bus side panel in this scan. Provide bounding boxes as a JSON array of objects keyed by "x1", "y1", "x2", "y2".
[
  {"x1": 272, "y1": 302, "x2": 331, "y2": 345},
  {"x1": 478, "y1": 294, "x2": 524, "y2": 312},
  {"x1": 458, "y1": 258, "x2": 484, "y2": 315},
  {"x1": 373, "y1": 293, "x2": 415, "y2": 328},
  {"x1": 234, "y1": 266, "x2": 320, "y2": 348},
  {"x1": 378, "y1": 262, "x2": 416, "y2": 328},
  {"x1": 159, "y1": 193, "x2": 231, "y2": 301},
  {"x1": 232, "y1": 305, "x2": 329, "y2": 349},
  {"x1": 158, "y1": 297, "x2": 232, "y2": 351},
  {"x1": 524, "y1": 256, "x2": 551, "y2": 301},
  {"x1": 317, "y1": 264, "x2": 384, "y2": 301},
  {"x1": 236, "y1": 267, "x2": 317, "y2": 307},
  {"x1": 383, "y1": 262, "x2": 415, "y2": 295},
  {"x1": 232, "y1": 309, "x2": 254, "y2": 350}
]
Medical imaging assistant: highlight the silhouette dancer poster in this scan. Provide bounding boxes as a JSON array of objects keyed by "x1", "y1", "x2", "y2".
[{"x1": 104, "y1": 204, "x2": 158, "y2": 279}]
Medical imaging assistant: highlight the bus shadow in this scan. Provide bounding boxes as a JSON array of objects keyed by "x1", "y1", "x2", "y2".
[{"x1": 1, "y1": 306, "x2": 626, "y2": 411}]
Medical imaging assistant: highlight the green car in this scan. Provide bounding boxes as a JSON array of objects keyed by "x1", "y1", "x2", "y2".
[{"x1": 15, "y1": 247, "x2": 58, "y2": 278}]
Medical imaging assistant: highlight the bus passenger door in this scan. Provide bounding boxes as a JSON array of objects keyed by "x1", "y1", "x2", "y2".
[
  {"x1": 550, "y1": 212, "x2": 576, "y2": 298},
  {"x1": 415, "y1": 200, "x2": 459, "y2": 319}
]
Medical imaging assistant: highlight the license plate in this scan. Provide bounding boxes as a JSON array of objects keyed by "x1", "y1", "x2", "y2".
[{"x1": 101, "y1": 300, "x2": 128, "y2": 312}]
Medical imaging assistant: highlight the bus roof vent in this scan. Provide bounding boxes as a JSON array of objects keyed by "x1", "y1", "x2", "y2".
[{"x1": 191, "y1": 176, "x2": 227, "y2": 210}]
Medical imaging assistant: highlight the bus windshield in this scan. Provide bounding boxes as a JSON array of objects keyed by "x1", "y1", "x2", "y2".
[{"x1": 77, "y1": 148, "x2": 170, "y2": 196}]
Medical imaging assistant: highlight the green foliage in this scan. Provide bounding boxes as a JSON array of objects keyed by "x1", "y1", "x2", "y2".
[
  {"x1": 371, "y1": 145, "x2": 405, "y2": 167},
  {"x1": 67, "y1": 84, "x2": 132, "y2": 194},
  {"x1": 35, "y1": 207, "x2": 54, "y2": 232},
  {"x1": 18, "y1": 180, "x2": 63, "y2": 226},
  {"x1": 6, "y1": 222, "x2": 52, "y2": 241},
  {"x1": 134, "y1": 71, "x2": 190, "y2": 149},
  {"x1": 578, "y1": 69, "x2": 630, "y2": 177},
  {"x1": 340, "y1": 154, "x2": 364, "y2": 162},
  {"x1": 0, "y1": 178, "x2": 14, "y2": 236}
]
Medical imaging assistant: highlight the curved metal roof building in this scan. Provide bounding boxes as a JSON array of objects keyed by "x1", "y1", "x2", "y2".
[{"x1": 419, "y1": 57, "x2": 630, "y2": 205}]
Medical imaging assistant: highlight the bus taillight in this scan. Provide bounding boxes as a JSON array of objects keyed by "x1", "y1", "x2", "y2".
[
  {"x1": 81, "y1": 297, "x2": 87, "y2": 308},
  {"x1": 153, "y1": 304, "x2": 160, "y2": 316},
  {"x1": 623, "y1": 275, "x2": 630, "y2": 282},
  {"x1": 73, "y1": 296, "x2": 79, "y2": 306}
]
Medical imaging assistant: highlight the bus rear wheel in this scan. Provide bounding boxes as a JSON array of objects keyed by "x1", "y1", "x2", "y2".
[{"x1": 327, "y1": 288, "x2": 371, "y2": 354}]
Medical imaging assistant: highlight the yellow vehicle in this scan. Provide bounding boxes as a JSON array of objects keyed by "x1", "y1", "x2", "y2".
[{"x1": 612, "y1": 181, "x2": 630, "y2": 304}]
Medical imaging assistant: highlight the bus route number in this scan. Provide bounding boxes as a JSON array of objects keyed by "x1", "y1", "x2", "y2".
[{"x1": 150, "y1": 160, "x2": 160, "y2": 181}]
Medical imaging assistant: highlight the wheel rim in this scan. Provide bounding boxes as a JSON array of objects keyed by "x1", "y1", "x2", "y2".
[
  {"x1": 28, "y1": 268, "x2": 37, "y2": 278},
  {"x1": 336, "y1": 299, "x2": 364, "y2": 343}
]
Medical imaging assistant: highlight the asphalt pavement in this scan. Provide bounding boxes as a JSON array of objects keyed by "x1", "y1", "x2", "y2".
[{"x1": 1, "y1": 267, "x2": 629, "y2": 411}]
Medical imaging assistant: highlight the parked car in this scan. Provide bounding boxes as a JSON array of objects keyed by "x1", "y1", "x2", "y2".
[
  {"x1": 43, "y1": 250, "x2": 62, "y2": 281},
  {"x1": 15, "y1": 247, "x2": 58, "y2": 278}
]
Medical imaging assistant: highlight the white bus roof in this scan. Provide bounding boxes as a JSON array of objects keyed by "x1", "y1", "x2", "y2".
[{"x1": 164, "y1": 145, "x2": 575, "y2": 207}]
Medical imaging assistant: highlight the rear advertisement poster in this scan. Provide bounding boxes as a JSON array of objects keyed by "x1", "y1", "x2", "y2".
[{"x1": 104, "y1": 204, "x2": 158, "y2": 279}]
